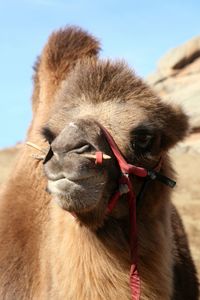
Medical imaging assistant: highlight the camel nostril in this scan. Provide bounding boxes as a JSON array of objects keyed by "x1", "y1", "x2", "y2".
[
  {"x1": 47, "y1": 143, "x2": 93, "y2": 163},
  {"x1": 43, "y1": 146, "x2": 54, "y2": 164},
  {"x1": 73, "y1": 144, "x2": 91, "y2": 154}
]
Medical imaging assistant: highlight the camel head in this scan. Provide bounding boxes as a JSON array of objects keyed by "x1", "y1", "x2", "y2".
[{"x1": 41, "y1": 58, "x2": 188, "y2": 228}]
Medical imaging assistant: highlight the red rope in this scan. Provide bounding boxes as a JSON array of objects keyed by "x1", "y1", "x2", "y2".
[
  {"x1": 96, "y1": 124, "x2": 148, "y2": 300},
  {"x1": 106, "y1": 190, "x2": 121, "y2": 213}
]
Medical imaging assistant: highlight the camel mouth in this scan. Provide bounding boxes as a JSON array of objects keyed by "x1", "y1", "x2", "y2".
[
  {"x1": 47, "y1": 176, "x2": 95, "y2": 192},
  {"x1": 47, "y1": 177, "x2": 91, "y2": 197},
  {"x1": 48, "y1": 177, "x2": 76, "y2": 191},
  {"x1": 47, "y1": 174, "x2": 94, "y2": 183},
  {"x1": 47, "y1": 174, "x2": 107, "y2": 213}
]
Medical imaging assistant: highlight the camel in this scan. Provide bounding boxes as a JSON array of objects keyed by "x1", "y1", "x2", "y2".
[{"x1": 0, "y1": 26, "x2": 199, "y2": 300}]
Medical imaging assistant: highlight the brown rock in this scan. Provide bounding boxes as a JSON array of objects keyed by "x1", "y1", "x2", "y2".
[
  {"x1": 147, "y1": 36, "x2": 200, "y2": 131},
  {"x1": 158, "y1": 36, "x2": 200, "y2": 72}
]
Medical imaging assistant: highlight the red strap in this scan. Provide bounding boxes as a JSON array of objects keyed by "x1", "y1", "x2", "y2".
[
  {"x1": 106, "y1": 191, "x2": 121, "y2": 213},
  {"x1": 96, "y1": 124, "x2": 146, "y2": 300},
  {"x1": 130, "y1": 264, "x2": 140, "y2": 300},
  {"x1": 97, "y1": 124, "x2": 148, "y2": 177},
  {"x1": 107, "y1": 173, "x2": 140, "y2": 299}
]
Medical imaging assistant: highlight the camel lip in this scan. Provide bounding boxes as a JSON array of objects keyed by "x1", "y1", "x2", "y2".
[
  {"x1": 46, "y1": 174, "x2": 65, "y2": 181},
  {"x1": 48, "y1": 175, "x2": 93, "y2": 184},
  {"x1": 47, "y1": 178, "x2": 79, "y2": 198},
  {"x1": 47, "y1": 174, "x2": 94, "y2": 183}
]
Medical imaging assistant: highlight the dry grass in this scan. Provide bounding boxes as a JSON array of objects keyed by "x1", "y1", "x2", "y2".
[{"x1": 0, "y1": 144, "x2": 199, "y2": 279}]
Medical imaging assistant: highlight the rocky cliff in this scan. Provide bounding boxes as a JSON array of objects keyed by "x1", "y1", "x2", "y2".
[
  {"x1": 146, "y1": 37, "x2": 200, "y2": 275},
  {"x1": 147, "y1": 36, "x2": 200, "y2": 132}
]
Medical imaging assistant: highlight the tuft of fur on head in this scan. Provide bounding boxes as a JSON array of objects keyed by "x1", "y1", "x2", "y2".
[
  {"x1": 31, "y1": 27, "x2": 100, "y2": 118},
  {"x1": 56, "y1": 58, "x2": 156, "y2": 104},
  {"x1": 41, "y1": 26, "x2": 100, "y2": 81},
  {"x1": 52, "y1": 58, "x2": 189, "y2": 153}
]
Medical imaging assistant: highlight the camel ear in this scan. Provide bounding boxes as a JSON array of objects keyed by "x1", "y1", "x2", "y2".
[
  {"x1": 32, "y1": 27, "x2": 100, "y2": 115},
  {"x1": 159, "y1": 103, "x2": 189, "y2": 151}
]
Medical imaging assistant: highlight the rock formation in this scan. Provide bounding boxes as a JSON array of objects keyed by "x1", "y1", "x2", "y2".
[{"x1": 147, "y1": 36, "x2": 200, "y2": 133}]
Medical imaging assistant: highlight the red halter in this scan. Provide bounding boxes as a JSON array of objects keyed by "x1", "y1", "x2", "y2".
[
  {"x1": 95, "y1": 125, "x2": 176, "y2": 299},
  {"x1": 96, "y1": 124, "x2": 149, "y2": 300}
]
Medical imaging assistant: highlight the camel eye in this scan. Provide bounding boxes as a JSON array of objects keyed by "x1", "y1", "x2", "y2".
[
  {"x1": 135, "y1": 134, "x2": 153, "y2": 149},
  {"x1": 131, "y1": 127, "x2": 154, "y2": 153}
]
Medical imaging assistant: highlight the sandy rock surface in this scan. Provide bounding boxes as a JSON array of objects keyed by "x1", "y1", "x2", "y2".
[
  {"x1": 147, "y1": 36, "x2": 200, "y2": 130},
  {"x1": 171, "y1": 135, "x2": 200, "y2": 278}
]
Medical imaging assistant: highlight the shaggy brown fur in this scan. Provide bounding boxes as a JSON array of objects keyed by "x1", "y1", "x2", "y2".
[{"x1": 0, "y1": 26, "x2": 198, "y2": 299}]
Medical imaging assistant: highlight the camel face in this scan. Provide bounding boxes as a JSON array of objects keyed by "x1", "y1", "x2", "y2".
[
  {"x1": 43, "y1": 118, "x2": 120, "y2": 213},
  {"x1": 42, "y1": 59, "x2": 188, "y2": 219}
]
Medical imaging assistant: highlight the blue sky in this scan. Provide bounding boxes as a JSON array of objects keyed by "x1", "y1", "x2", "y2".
[{"x1": 0, "y1": 0, "x2": 200, "y2": 148}]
